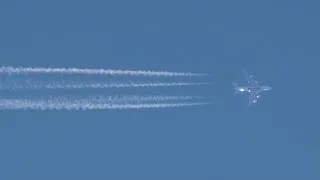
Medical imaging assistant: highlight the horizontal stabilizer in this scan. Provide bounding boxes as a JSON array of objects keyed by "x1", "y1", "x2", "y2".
[{"x1": 233, "y1": 82, "x2": 238, "y2": 96}]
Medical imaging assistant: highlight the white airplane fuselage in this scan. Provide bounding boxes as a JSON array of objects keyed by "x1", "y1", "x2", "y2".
[
  {"x1": 234, "y1": 69, "x2": 272, "y2": 106},
  {"x1": 236, "y1": 85, "x2": 272, "y2": 93}
]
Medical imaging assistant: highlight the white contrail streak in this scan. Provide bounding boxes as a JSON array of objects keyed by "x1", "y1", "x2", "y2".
[
  {"x1": 0, "y1": 66, "x2": 206, "y2": 77},
  {"x1": 45, "y1": 82, "x2": 209, "y2": 89},
  {"x1": 0, "y1": 95, "x2": 203, "y2": 105},
  {"x1": 2, "y1": 81, "x2": 209, "y2": 90},
  {"x1": 87, "y1": 95, "x2": 203, "y2": 103},
  {"x1": 0, "y1": 95, "x2": 201, "y2": 104},
  {"x1": 0, "y1": 99, "x2": 209, "y2": 110}
]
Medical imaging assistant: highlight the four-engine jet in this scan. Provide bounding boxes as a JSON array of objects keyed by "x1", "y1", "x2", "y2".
[{"x1": 233, "y1": 69, "x2": 271, "y2": 106}]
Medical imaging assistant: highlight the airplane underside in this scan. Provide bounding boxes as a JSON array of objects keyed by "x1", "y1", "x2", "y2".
[{"x1": 234, "y1": 69, "x2": 271, "y2": 106}]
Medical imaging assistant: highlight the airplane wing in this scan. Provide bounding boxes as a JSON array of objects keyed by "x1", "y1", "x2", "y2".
[
  {"x1": 242, "y1": 68, "x2": 259, "y2": 86},
  {"x1": 248, "y1": 91, "x2": 261, "y2": 106}
]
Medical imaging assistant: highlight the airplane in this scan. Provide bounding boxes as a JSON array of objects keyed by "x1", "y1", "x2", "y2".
[{"x1": 233, "y1": 69, "x2": 271, "y2": 106}]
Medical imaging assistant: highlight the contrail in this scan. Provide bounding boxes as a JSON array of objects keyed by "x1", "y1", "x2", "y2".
[
  {"x1": 0, "y1": 66, "x2": 207, "y2": 77},
  {"x1": 86, "y1": 95, "x2": 203, "y2": 103},
  {"x1": 45, "y1": 82, "x2": 209, "y2": 89},
  {"x1": 1, "y1": 81, "x2": 209, "y2": 90},
  {"x1": 0, "y1": 95, "x2": 203, "y2": 104},
  {"x1": 0, "y1": 95, "x2": 201, "y2": 104},
  {"x1": 0, "y1": 98, "x2": 209, "y2": 110}
]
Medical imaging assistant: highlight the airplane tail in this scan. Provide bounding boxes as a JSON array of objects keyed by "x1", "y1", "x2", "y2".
[{"x1": 233, "y1": 82, "x2": 239, "y2": 96}]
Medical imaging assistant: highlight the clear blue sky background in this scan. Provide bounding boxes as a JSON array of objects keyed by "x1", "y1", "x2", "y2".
[{"x1": 1, "y1": 0, "x2": 319, "y2": 179}]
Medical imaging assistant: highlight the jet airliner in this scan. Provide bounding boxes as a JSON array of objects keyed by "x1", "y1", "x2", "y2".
[{"x1": 233, "y1": 69, "x2": 271, "y2": 106}]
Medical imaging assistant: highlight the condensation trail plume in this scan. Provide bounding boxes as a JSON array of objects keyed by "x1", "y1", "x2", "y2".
[
  {"x1": 0, "y1": 95, "x2": 204, "y2": 104},
  {"x1": 45, "y1": 82, "x2": 209, "y2": 89},
  {"x1": 88, "y1": 95, "x2": 204, "y2": 103},
  {"x1": 2, "y1": 81, "x2": 209, "y2": 90},
  {"x1": 0, "y1": 97, "x2": 209, "y2": 110},
  {"x1": 0, "y1": 66, "x2": 207, "y2": 77}
]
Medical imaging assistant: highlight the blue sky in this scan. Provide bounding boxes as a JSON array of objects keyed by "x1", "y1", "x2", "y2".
[{"x1": 0, "y1": 0, "x2": 319, "y2": 179}]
